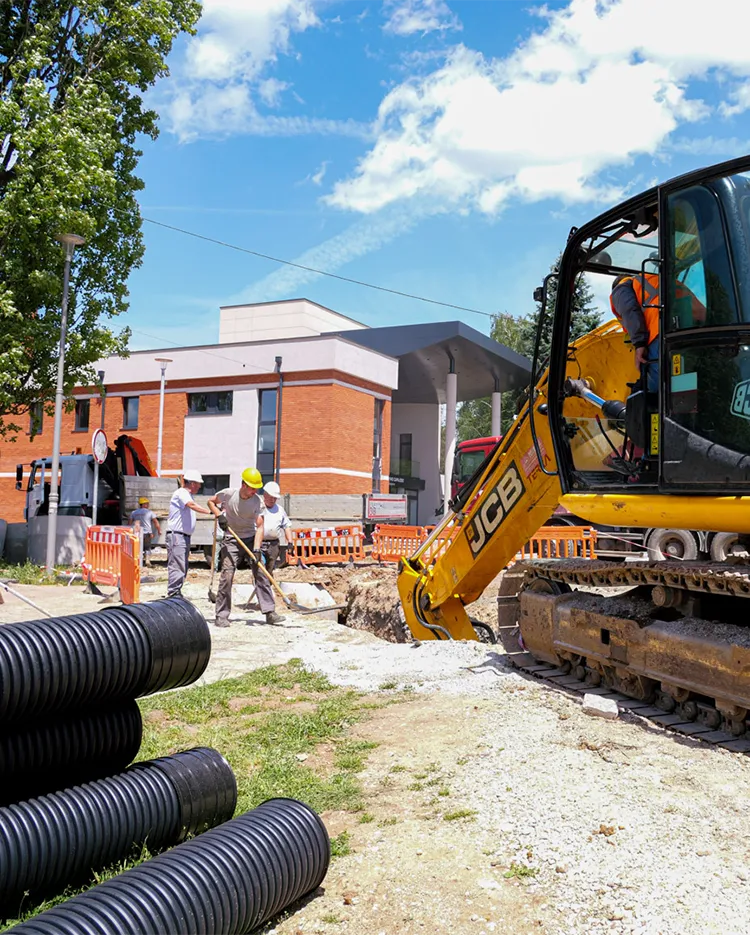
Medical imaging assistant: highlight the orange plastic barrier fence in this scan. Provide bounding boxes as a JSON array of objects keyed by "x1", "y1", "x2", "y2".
[
  {"x1": 119, "y1": 530, "x2": 141, "y2": 605},
  {"x1": 371, "y1": 525, "x2": 428, "y2": 563},
  {"x1": 288, "y1": 525, "x2": 366, "y2": 565},
  {"x1": 82, "y1": 525, "x2": 141, "y2": 600},
  {"x1": 517, "y1": 525, "x2": 597, "y2": 560},
  {"x1": 370, "y1": 523, "x2": 598, "y2": 565}
]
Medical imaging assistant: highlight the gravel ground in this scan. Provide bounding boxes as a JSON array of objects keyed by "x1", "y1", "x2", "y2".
[{"x1": 3, "y1": 567, "x2": 750, "y2": 934}]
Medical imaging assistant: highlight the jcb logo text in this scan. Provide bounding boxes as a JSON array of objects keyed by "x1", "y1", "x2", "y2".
[{"x1": 465, "y1": 462, "x2": 525, "y2": 556}]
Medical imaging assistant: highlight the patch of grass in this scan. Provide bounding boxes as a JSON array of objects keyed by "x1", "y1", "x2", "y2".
[
  {"x1": 0, "y1": 561, "x2": 62, "y2": 586},
  {"x1": 335, "y1": 739, "x2": 378, "y2": 772},
  {"x1": 413, "y1": 771, "x2": 429, "y2": 780},
  {"x1": 358, "y1": 812, "x2": 375, "y2": 824},
  {"x1": 503, "y1": 863, "x2": 538, "y2": 880},
  {"x1": 330, "y1": 831, "x2": 352, "y2": 858},
  {"x1": 378, "y1": 679, "x2": 398, "y2": 690},
  {"x1": 443, "y1": 808, "x2": 477, "y2": 822},
  {"x1": 456, "y1": 757, "x2": 468, "y2": 766},
  {"x1": 321, "y1": 912, "x2": 343, "y2": 924},
  {"x1": 379, "y1": 816, "x2": 399, "y2": 827},
  {"x1": 390, "y1": 764, "x2": 407, "y2": 773},
  {"x1": 408, "y1": 781, "x2": 424, "y2": 792},
  {"x1": 437, "y1": 787, "x2": 451, "y2": 797}
]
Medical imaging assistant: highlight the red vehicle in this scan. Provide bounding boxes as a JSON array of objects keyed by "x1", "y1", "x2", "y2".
[{"x1": 451, "y1": 436, "x2": 502, "y2": 500}]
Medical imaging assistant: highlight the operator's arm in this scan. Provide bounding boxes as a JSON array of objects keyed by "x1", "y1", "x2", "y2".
[
  {"x1": 207, "y1": 493, "x2": 222, "y2": 518},
  {"x1": 151, "y1": 513, "x2": 161, "y2": 535},
  {"x1": 611, "y1": 280, "x2": 649, "y2": 353},
  {"x1": 187, "y1": 500, "x2": 211, "y2": 515}
]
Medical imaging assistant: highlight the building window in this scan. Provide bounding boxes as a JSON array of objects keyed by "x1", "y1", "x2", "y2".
[
  {"x1": 122, "y1": 396, "x2": 139, "y2": 430},
  {"x1": 399, "y1": 433, "x2": 412, "y2": 470},
  {"x1": 200, "y1": 474, "x2": 230, "y2": 497},
  {"x1": 372, "y1": 398, "x2": 385, "y2": 489},
  {"x1": 29, "y1": 402, "x2": 44, "y2": 437},
  {"x1": 187, "y1": 391, "x2": 233, "y2": 415},
  {"x1": 75, "y1": 399, "x2": 90, "y2": 432},
  {"x1": 257, "y1": 389, "x2": 277, "y2": 483}
]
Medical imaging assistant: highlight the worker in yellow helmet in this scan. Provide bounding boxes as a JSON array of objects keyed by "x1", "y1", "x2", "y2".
[{"x1": 207, "y1": 467, "x2": 283, "y2": 628}]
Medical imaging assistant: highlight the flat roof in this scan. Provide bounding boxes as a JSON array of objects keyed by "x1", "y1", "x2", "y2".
[{"x1": 337, "y1": 321, "x2": 532, "y2": 403}]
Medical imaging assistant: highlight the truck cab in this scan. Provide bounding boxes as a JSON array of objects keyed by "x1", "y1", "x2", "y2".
[
  {"x1": 19, "y1": 455, "x2": 116, "y2": 522},
  {"x1": 451, "y1": 437, "x2": 502, "y2": 500}
]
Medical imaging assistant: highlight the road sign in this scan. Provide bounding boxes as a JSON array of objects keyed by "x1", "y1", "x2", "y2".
[
  {"x1": 92, "y1": 429, "x2": 108, "y2": 464},
  {"x1": 365, "y1": 494, "x2": 408, "y2": 521}
]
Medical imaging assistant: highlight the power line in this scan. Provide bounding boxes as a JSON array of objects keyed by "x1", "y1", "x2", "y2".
[
  {"x1": 141, "y1": 216, "x2": 496, "y2": 320},
  {"x1": 129, "y1": 328, "x2": 271, "y2": 372}
]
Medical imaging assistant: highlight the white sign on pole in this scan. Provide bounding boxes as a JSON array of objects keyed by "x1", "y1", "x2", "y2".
[
  {"x1": 91, "y1": 429, "x2": 108, "y2": 526},
  {"x1": 366, "y1": 494, "x2": 408, "y2": 521}
]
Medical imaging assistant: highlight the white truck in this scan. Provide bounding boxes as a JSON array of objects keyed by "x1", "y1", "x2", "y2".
[{"x1": 15, "y1": 453, "x2": 214, "y2": 566}]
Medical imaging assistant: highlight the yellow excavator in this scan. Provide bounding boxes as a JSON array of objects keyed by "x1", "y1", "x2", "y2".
[{"x1": 397, "y1": 154, "x2": 750, "y2": 739}]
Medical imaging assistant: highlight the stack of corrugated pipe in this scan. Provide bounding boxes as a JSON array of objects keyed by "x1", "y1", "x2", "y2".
[{"x1": 1, "y1": 597, "x2": 330, "y2": 934}]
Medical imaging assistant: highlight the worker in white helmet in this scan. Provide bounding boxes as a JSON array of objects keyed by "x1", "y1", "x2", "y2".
[
  {"x1": 261, "y1": 481, "x2": 291, "y2": 572},
  {"x1": 166, "y1": 470, "x2": 211, "y2": 598}
]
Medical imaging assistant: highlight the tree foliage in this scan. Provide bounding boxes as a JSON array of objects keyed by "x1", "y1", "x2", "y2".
[
  {"x1": 0, "y1": 0, "x2": 201, "y2": 436},
  {"x1": 457, "y1": 254, "x2": 602, "y2": 442}
]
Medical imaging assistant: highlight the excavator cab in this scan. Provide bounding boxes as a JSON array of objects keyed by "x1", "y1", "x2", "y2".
[{"x1": 547, "y1": 156, "x2": 750, "y2": 498}]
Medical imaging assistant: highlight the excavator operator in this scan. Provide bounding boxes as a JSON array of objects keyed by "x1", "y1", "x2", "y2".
[{"x1": 610, "y1": 272, "x2": 660, "y2": 393}]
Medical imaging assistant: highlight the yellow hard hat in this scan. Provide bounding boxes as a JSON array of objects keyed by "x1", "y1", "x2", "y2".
[
  {"x1": 138, "y1": 497, "x2": 149, "y2": 505},
  {"x1": 241, "y1": 467, "x2": 263, "y2": 489}
]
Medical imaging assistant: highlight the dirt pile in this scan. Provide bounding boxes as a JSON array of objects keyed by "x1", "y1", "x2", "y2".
[{"x1": 342, "y1": 577, "x2": 410, "y2": 643}]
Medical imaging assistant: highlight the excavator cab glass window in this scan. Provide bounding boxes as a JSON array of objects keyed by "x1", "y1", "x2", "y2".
[{"x1": 660, "y1": 168, "x2": 750, "y2": 489}]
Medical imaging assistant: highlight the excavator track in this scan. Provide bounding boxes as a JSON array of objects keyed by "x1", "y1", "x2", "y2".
[
  {"x1": 519, "y1": 558, "x2": 750, "y2": 600},
  {"x1": 496, "y1": 559, "x2": 750, "y2": 755}
]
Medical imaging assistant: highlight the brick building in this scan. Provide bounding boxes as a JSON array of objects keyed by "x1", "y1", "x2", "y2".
[{"x1": 0, "y1": 300, "x2": 530, "y2": 526}]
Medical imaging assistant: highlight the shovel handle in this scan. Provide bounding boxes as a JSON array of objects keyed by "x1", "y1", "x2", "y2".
[{"x1": 225, "y1": 525, "x2": 292, "y2": 605}]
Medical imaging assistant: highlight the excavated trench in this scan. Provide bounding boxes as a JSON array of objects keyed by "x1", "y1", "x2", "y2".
[{"x1": 276, "y1": 565, "x2": 410, "y2": 643}]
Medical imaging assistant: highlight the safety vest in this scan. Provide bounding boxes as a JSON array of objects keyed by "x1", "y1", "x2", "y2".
[{"x1": 610, "y1": 273, "x2": 660, "y2": 346}]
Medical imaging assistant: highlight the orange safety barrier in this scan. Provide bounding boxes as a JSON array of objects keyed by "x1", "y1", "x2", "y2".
[
  {"x1": 82, "y1": 525, "x2": 141, "y2": 599},
  {"x1": 119, "y1": 530, "x2": 141, "y2": 605},
  {"x1": 371, "y1": 525, "x2": 427, "y2": 563},
  {"x1": 288, "y1": 525, "x2": 366, "y2": 565},
  {"x1": 517, "y1": 525, "x2": 597, "y2": 560}
]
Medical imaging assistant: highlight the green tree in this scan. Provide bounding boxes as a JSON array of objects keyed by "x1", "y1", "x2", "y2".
[
  {"x1": 457, "y1": 255, "x2": 602, "y2": 443},
  {"x1": 520, "y1": 253, "x2": 602, "y2": 367},
  {"x1": 457, "y1": 312, "x2": 530, "y2": 440},
  {"x1": 0, "y1": 0, "x2": 201, "y2": 436}
]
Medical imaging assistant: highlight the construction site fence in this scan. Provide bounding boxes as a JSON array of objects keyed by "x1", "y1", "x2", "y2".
[
  {"x1": 371, "y1": 524, "x2": 598, "y2": 564},
  {"x1": 286, "y1": 525, "x2": 366, "y2": 566},
  {"x1": 81, "y1": 525, "x2": 141, "y2": 603}
]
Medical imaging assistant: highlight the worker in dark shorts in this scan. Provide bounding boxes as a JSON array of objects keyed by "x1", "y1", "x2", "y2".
[{"x1": 207, "y1": 467, "x2": 283, "y2": 628}]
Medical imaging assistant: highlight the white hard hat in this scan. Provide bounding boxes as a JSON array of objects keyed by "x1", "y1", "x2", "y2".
[
  {"x1": 263, "y1": 481, "x2": 281, "y2": 499},
  {"x1": 182, "y1": 470, "x2": 204, "y2": 484}
]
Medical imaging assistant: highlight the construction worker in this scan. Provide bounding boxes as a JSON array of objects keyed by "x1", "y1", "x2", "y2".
[
  {"x1": 166, "y1": 470, "x2": 211, "y2": 598},
  {"x1": 129, "y1": 497, "x2": 160, "y2": 567},
  {"x1": 610, "y1": 272, "x2": 661, "y2": 393},
  {"x1": 261, "y1": 481, "x2": 291, "y2": 572},
  {"x1": 207, "y1": 467, "x2": 283, "y2": 628}
]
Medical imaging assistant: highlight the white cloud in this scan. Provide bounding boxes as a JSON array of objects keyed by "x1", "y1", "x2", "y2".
[
  {"x1": 327, "y1": 0, "x2": 750, "y2": 216},
  {"x1": 311, "y1": 161, "x2": 329, "y2": 186},
  {"x1": 383, "y1": 0, "x2": 461, "y2": 36},
  {"x1": 165, "y1": 0, "x2": 329, "y2": 140}
]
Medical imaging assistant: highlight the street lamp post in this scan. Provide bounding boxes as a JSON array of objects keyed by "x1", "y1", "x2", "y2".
[
  {"x1": 155, "y1": 358, "x2": 173, "y2": 476},
  {"x1": 46, "y1": 233, "x2": 86, "y2": 574}
]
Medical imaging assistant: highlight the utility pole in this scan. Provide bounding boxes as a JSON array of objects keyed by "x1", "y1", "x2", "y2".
[{"x1": 46, "y1": 233, "x2": 85, "y2": 574}]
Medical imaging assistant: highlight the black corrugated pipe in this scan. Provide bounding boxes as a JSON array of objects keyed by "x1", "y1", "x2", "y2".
[
  {"x1": 0, "y1": 598, "x2": 210, "y2": 723},
  {"x1": 8, "y1": 797, "x2": 330, "y2": 935},
  {"x1": 0, "y1": 700, "x2": 142, "y2": 806},
  {"x1": 0, "y1": 747, "x2": 236, "y2": 919}
]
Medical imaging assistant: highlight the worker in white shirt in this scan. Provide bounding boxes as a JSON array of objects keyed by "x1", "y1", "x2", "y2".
[
  {"x1": 166, "y1": 470, "x2": 211, "y2": 598},
  {"x1": 261, "y1": 481, "x2": 291, "y2": 572}
]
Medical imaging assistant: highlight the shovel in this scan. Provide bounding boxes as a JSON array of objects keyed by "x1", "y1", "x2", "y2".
[
  {"x1": 208, "y1": 517, "x2": 219, "y2": 603},
  {"x1": 225, "y1": 525, "x2": 346, "y2": 615}
]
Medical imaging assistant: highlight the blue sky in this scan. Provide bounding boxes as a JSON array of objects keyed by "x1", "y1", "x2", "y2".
[{"x1": 125, "y1": 0, "x2": 750, "y2": 351}]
